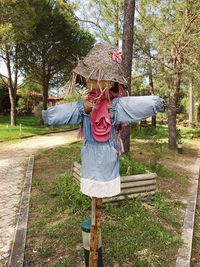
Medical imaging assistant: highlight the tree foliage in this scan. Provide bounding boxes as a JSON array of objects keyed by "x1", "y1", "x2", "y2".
[
  {"x1": 72, "y1": 0, "x2": 200, "y2": 148},
  {"x1": 0, "y1": 80, "x2": 10, "y2": 113},
  {"x1": 16, "y1": 0, "x2": 95, "y2": 110},
  {"x1": 134, "y1": 0, "x2": 200, "y2": 148},
  {"x1": 74, "y1": 0, "x2": 124, "y2": 47},
  {"x1": 0, "y1": 0, "x2": 21, "y2": 125},
  {"x1": 0, "y1": 0, "x2": 95, "y2": 124}
]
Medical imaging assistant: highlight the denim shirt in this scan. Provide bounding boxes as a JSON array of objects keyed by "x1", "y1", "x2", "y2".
[
  {"x1": 42, "y1": 96, "x2": 164, "y2": 127},
  {"x1": 42, "y1": 96, "x2": 164, "y2": 197}
]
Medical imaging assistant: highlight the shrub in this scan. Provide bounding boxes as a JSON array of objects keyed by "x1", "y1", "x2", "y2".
[
  {"x1": 17, "y1": 98, "x2": 27, "y2": 115},
  {"x1": 32, "y1": 103, "x2": 43, "y2": 117},
  {"x1": 120, "y1": 155, "x2": 147, "y2": 175}
]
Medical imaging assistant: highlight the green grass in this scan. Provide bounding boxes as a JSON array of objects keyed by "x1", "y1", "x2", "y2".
[
  {"x1": 119, "y1": 153, "x2": 189, "y2": 186},
  {"x1": 131, "y1": 123, "x2": 169, "y2": 140},
  {"x1": 25, "y1": 142, "x2": 188, "y2": 267},
  {"x1": 131, "y1": 123, "x2": 200, "y2": 141},
  {"x1": 0, "y1": 115, "x2": 77, "y2": 141},
  {"x1": 179, "y1": 126, "x2": 200, "y2": 139},
  {"x1": 103, "y1": 197, "x2": 182, "y2": 266},
  {"x1": 150, "y1": 163, "x2": 189, "y2": 185},
  {"x1": 120, "y1": 154, "x2": 148, "y2": 175},
  {"x1": 27, "y1": 173, "x2": 183, "y2": 266}
]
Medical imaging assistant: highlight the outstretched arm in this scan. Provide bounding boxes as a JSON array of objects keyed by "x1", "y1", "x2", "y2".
[
  {"x1": 42, "y1": 100, "x2": 83, "y2": 126},
  {"x1": 115, "y1": 96, "x2": 164, "y2": 124}
]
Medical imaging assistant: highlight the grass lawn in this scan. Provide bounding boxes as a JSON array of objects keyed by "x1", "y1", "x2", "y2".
[
  {"x1": 0, "y1": 115, "x2": 77, "y2": 142},
  {"x1": 24, "y1": 124, "x2": 200, "y2": 266},
  {"x1": 131, "y1": 123, "x2": 200, "y2": 141}
]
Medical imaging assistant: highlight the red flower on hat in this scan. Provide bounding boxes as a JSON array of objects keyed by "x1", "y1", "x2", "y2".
[{"x1": 111, "y1": 50, "x2": 122, "y2": 63}]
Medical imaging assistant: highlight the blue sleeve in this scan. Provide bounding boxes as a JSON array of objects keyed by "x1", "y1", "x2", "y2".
[
  {"x1": 42, "y1": 100, "x2": 84, "y2": 125},
  {"x1": 115, "y1": 96, "x2": 165, "y2": 124}
]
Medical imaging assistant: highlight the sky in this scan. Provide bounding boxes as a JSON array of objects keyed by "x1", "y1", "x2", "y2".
[
  {"x1": 0, "y1": 59, "x2": 23, "y2": 84},
  {"x1": 0, "y1": 61, "x2": 7, "y2": 77}
]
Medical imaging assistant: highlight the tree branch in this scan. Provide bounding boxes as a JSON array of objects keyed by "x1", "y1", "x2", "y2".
[
  {"x1": 0, "y1": 73, "x2": 8, "y2": 86},
  {"x1": 178, "y1": 12, "x2": 200, "y2": 44},
  {"x1": 76, "y1": 16, "x2": 103, "y2": 30}
]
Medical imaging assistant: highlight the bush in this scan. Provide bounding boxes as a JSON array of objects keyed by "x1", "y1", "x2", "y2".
[
  {"x1": 64, "y1": 93, "x2": 84, "y2": 103},
  {"x1": 120, "y1": 154, "x2": 147, "y2": 175},
  {"x1": 17, "y1": 98, "x2": 27, "y2": 115},
  {"x1": 32, "y1": 103, "x2": 43, "y2": 117}
]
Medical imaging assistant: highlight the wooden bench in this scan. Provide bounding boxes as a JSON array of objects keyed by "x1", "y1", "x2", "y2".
[{"x1": 72, "y1": 161, "x2": 157, "y2": 203}]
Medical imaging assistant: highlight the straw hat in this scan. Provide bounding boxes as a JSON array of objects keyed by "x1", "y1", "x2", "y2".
[{"x1": 72, "y1": 43, "x2": 127, "y2": 86}]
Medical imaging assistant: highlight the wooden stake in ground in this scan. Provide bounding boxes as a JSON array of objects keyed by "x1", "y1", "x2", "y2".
[
  {"x1": 89, "y1": 197, "x2": 102, "y2": 267},
  {"x1": 20, "y1": 123, "x2": 22, "y2": 137}
]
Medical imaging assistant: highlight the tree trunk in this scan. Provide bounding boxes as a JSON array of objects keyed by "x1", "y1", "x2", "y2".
[
  {"x1": 151, "y1": 116, "x2": 156, "y2": 127},
  {"x1": 10, "y1": 98, "x2": 17, "y2": 126},
  {"x1": 197, "y1": 102, "x2": 200, "y2": 125},
  {"x1": 8, "y1": 86, "x2": 17, "y2": 126},
  {"x1": 168, "y1": 72, "x2": 181, "y2": 149},
  {"x1": 42, "y1": 61, "x2": 50, "y2": 111},
  {"x1": 43, "y1": 83, "x2": 48, "y2": 110},
  {"x1": 5, "y1": 47, "x2": 17, "y2": 126},
  {"x1": 188, "y1": 77, "x2": 194, "y2": 127},
  {"x1": 147, "y1": 50, "x2": 156, "y2": 127},
  {"x1": 114, "y1": 0, "x2": 119, "y2": 48},
  {"x1": 122, "y1": 0, "x2": 135, "y2": 93},
  {"x1": 121, "y1": 0, "x2": 135, "y2": 155},
  {"x1": 121, "y1": 125, "x2": 131, "y2": 155}
]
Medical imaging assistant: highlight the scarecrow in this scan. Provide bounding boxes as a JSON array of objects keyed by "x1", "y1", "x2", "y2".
[
  {"x1": 42, "y1": 43, "x2": 164, "y2": 266},
  {"x1": 42, "y1": 43, "x2": 164, "y2": 198}
]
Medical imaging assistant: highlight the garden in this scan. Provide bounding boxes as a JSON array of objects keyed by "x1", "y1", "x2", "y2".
[{"x1": 24, "y1": 124, "x2": 199, "y2": 267}]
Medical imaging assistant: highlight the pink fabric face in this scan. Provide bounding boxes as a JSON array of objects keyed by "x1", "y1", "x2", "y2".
[{"x1": 91, "y1": 99, "x2": 112, "y2": 142}]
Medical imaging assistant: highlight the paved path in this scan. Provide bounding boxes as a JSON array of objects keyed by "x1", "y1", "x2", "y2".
[{"x1": 0, "y1": 130, "x2": 78, "y2": 266}]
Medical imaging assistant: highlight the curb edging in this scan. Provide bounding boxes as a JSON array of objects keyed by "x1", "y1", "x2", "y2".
[
  {"x1": 175, "y1": 148, "x2": 200, "y2": 267},
  {"x1": 8, "y1": 155, "x2": 34, "y2": 267}
]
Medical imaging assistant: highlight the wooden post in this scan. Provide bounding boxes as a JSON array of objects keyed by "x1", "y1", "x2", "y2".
[
  {"x1": 89, "y1": 197, "x2": 102, "y2": 267},
  {"x1": 20, "y1": 123, "x2": 22, "y2": 137}
]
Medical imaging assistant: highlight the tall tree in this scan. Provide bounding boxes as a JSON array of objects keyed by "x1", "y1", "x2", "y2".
[
  {"x1": 121, "y1": 0, "x2": 136, "y2": 154},
  {"x1": 165, "y1": 1, "x2": 199, "y2": 148},
  {"x1": 0, "y1": 0, "x2": 20, "y2": 125},
  {"x1": 137, "y1": 0, "x2": 200, "y2": 149},
  {"x1": 17, "y1": 0, "x2": 94, "y2": 110}
]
